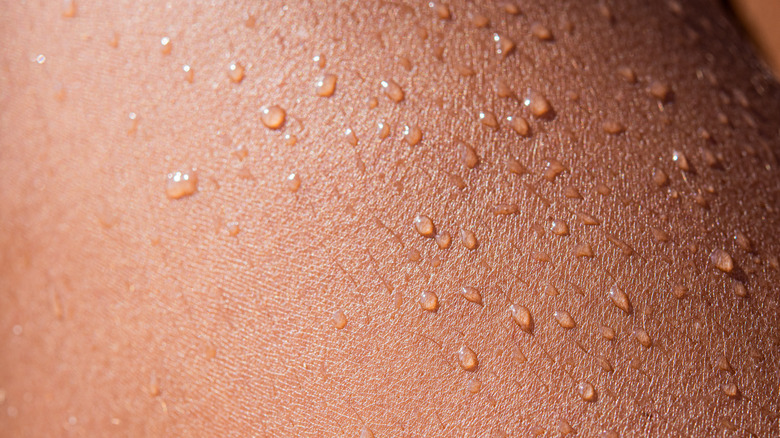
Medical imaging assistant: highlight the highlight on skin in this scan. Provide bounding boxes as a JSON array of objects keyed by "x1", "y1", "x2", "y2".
[{"x1": 1, "y1": 0, "x2": 779, "y2": 436}]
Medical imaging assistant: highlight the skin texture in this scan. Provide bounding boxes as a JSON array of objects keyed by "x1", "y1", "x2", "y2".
[{"x1": 1, "y1": 0, "x2": 780, "y2": 436}]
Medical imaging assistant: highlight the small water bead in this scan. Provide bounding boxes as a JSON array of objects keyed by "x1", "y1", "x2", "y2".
[
  {"x1": 734, "y1": 231, "x2": 752, "y2": 252},
  {"x1": 109, "y1": 32, "x2": 120, "y2": 48},
  {"x1": 456, "y1": 64, "x2": 476, "y2": 77},
  {"x1": 467, "y1": 378, "x2": 482, "y2": 393},
  {"x1": 408, "y1": 248, "x2": 422, "y2": 262},
  {"x1": 652, "y1": 169, "x2": 669, "y2": 186},
  {"x1": 533, "y1": 251, "x2": 551, "y2": 262},
  {"x1": 544, "y1": 159, "x2": 566, "y2": 181},
  {"x1": 603, "y1": 121, "x2": 625, "y2": 134},
  {"x1": 634, "y1": 328, "x2": 652, "y2": 348},
  {"x1": 460, "y1": 286, "x2": 483, "y2": 305},
  {"x1": 182, "y1": 65, "x2": 194, "y2": 83},
  {"x1": 651, "y1": 227, "x2": 670, "y2": 242},
  {"x1": 461, "y1": 230, "x2": 478, "y2": 250},
  {"x1": 430, "y1": 254, "x2": 442, "y2": 267},
  {"x1": 314, "y1": 74, "x2": 337, "y2": 97},
  {"x1": 672, "y1": 150, "x2": 690, "y2": 171},
  {"x1": 312, "y1": 54, "x2": 326, "y2": 68},
  {"x1": 460, "y1": 143, "x2": 479, "y2": 168},
  {"x1": 381, "y1": 79, "x2": 404, "y2": 102},
  {"x1": 558, "y1": 419, "x2": 575, "y2": 435},
  {"x1": 551, "y1": 220, "x2": 569, "y2": 236},
  {"x1": 564, "y1": 186, "x2": 582, "y2": 199},
  {"x1": 526, "y1": 93, "x2": 553, "y2": 118},
  {"x1": 574, "y1": 243, "x2": 595, "y2": 258},
  {"x1": 284, "y1": 134, "x2": 297, "y2": 146},
  {"x1": 601, "y1": 430, "x2": 620, "y2": 438},
  {"x1": 544, "y1": 284, "x2": 559, "y2": 296},
  {"x1": 717, "y1": 354, "x2": 734, "y2": 373},
  {"x1": 377, "y1": 121, "x2": 391, "y2": 139},
  {"x1": 479, "y1": 110, "x2": 499, "y2": 128},
  {"x1": 344, "y1": 128, "x2": 358, "y2": 146},
  {"x1": 577, "y1": 211, "x2": 600, "y2": 225},
  {"x1": 531, "y1": 23, "x2": 553, "y2": 41},
  {"x1": 554, "y1": 310, "x2": 576, "y2": 329},
  {"x1": 710, "y1": 249, "x2": 734, "y2": 273},
  {"x1": 507, "y1": 116, "x2": 530, "y2": 136},
  {"x1": 432, "y1": 2, "x2": 452, "y2": 19},
  {"x1": 419, "y1": 291, "x2": 439, "y2": 312},
  {"x1": 458, "y1": 346, "x2": 479, "y2": 371},
  {"x1": 733, "y1": 282, "x2": 748, "y2": 298},
  {"x1": 721, "y1": 382, "x2": 739, "y2": 398},
  {"x1": 332, "y1": 310, "x2": 347, "y2": 329},
  {"x1": 435, "y1": 232, "x2": 452, "y2": 249},
  {"x1": 493, "y1": 33, "x2": 516, "y2": 57},
  {"x1": 617, "y1": 66, "x2": 637, "y2": 83},
  {"x1": 578, "y1": 382, "x2": 598, "y2": 402},
  {"x1": 62, "y1": 0, "x2": 77, "y2": 17},
  {"x1": 507, "y1": 157, "x2": 528, "y2": 175},
  {"x1": 359, "y1": 426, "x2": 374, "y2": 438},
  {"x1": 160, "y1": 36, "x2": 172, "y2": 55},
  {"x1": 510, "y1": 304, "x2": 534, "y2": 334},
  {"x1": 648, "y1": 81, "x2": 672, "y2": 102},
  {"x1": 398, "y1": 56, "x2": 412, "y2": 71},
  {"x1": 226, "y1": 221, "x2": 240, "y2": 236},
  {"x1": 403, "y1": 125, "x2": 423, "y2": 145},
  {"x1": 600, "y1": 325, "x2": 615, "y2": 341},
  {"x1": 285, "y1": 173, "x2": 301, "y2": 192},
  {"x1": 598, "y1": 357, "x2": 614, "y2": 372},
  {"x1": 368, "y1": 97, "x2": 379, "y2": 109},
  {"x1": 228, "y1": 62, "x2": 245, "y2": 83},
  {"x1": 596, "y1": 183, "x2": 612, "y2": 196},
  {"x1": 165, "y1": 170, "x2": 198, "y2": 199},
  {"x1": 413, "y1": 215, "x2": 436, "y2": 237},
  {"x1": 492, "y1": 203, "x2": 519, "y2": 215},
  {"x1": 608, "y1": 285, "x2": 632, "y2": 314},
  {"x1": 258, "y1": 107, "x2": 286, "y2": 131},
  {"x1": 672, "y1": 284, "x2": 689, "y2": 299},
  {"x1": 450, "y1": 173, "x2": 466, "y2": 189}
]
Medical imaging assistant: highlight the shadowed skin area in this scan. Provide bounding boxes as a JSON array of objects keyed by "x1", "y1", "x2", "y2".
[{"x1": 1, "y1": 0, "x2": 780, "y2": 436}]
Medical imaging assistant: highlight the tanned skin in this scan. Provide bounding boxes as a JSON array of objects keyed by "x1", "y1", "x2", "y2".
[{"x1": 1, "y1": 0, "x2": 779, "y2": 436}]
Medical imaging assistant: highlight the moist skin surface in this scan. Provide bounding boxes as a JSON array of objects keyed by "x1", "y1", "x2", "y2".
[{"x1": 1, "y1": 0, "x2": 780, "y2": 436}]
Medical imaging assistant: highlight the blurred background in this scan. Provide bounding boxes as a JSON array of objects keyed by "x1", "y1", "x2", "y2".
[{"x1": 732, "y1": 0, "x2": 780, "y2": 75}]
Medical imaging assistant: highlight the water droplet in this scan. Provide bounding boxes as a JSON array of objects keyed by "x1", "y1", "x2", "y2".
[
  {"x1": 504, "y1": 3, "x2": 521, "y2": 14},
  {"x1": 734, "y1": 231, "x2": 752, "y2": 252},
  {"x1": 617, "y1": 66, "x2": 636, "y2": 83},
  {"x1": 403, "y1": 125, "x2": 423, "y2": 145},
  {"x1": 526, "y1": 93, "x2": 553, "y2": 118},
  {"x1": 672, "y1": 150, "x2": 690, "y2": 171},
  {"x1": 554, "y1": 310, "x2": 576, "y2": 329},
  {"x1": 648, "y1": 81, "x2": 672, "y2": 102},
  {"x1": 312, "y1": 54, "x2": 326, "y2": 68},
  {"x1": 160, "y1": 36, "x2": 172, "y2": 55},
  {"x1": 260, "y1": 105, "x2": 286, "y2": 130},
  {"x1": 496, "y1": 80, "x2": 515, "y2": 98},
  {"x1": 577, "y1": 211, "x2": 600, "y2": 225},
  {"x1": 109, "y1": 32, "x2": 119, "y2": 48},
  {"x1": 533, "y1": 251, "x2": 551, "y2": 262},
  {"x1": 285, "y1": 173, "x2": 301, "y2": 192},
  {"x1": 344, "y1": 128, "x2": 358, "y2": 146},
  {"x1": 472, "y1": 14, "x2": 490, "y2": 27},
  {"x1": 598, "y1": 356, "x2": 614, "y2": 372},
  {"x1": 710, "y1": 249, "x2": 734, "y2": 273},
  {"x1": 717, "y1": 354, "x2": 734, "y2": 373},
  {"x1": 460, "y1": 286, "x2": 483, "y2": 305},
  {"x1": 458, "y1": 346, "x2": 479, "y2": 371},
  {"x1": 601, "y1": 430, "x2": 620, "y2": 438},
  {"x1": 574, "y1": 243, "x2": 595, "y2": 258},
  {"x1": 461, "y1": 229, "x2": 478, "y2": 250},
  {"x1": 603, "y1": 121, "x2": 625, "y2": 134},
  {"x1": 507, "y1": 157, "x2": 528, "y2": 175},
  {"x1": 600, "y1": 325, "x2": 615, "y2": 341},
  {"x1": 672, "y1": 284, "x2": 688, "y2": 299},
  {"x1": 432, "y1": 2, "x2": 452, "y2": 19},
  {"x1": 381, "y1": 79, "x2": 404, "y2": 103},
  {"x1": 578, "y1": 382, "x2": 598, "y2": 402},
  {"x1": 543, "y1": 284, "x2": 559, "y2": 296},
  {"x1": 543, "y1": 159, "x2": 566, "y2": 181},
  {"x1": 284, "y1": 134, "x2": 297, "y2": 146},
  {"x1": 332, "y1": 310, "x2": 347, "y2": 329},
  {"x1": 368, "y1": 97, "x2": 379, "y2": 109},
  {"x1": 467, "y1": 378, "x2": 482, "y2": 393},
  {"x1": 377, "y1": 121, "x2": 391, "y2": 139},
  {"x1": 721, "y1": 382, "x2": 739, "y2": 398},
  {"x1": 558, "y1": 419, "x2": 575, "y2": 435},
  {"x1": 228, "y1": 62, "x2": 245, "y2": 83},
  {"x1": 165, "y1": 170, "x2": 198, "y2": 199},
  {"x1": 62, "y1": 0, "x2": 76, "y2": 18},
  {"x1": 634, "y1": 328, "x2": 652, "y2": 348},
  {"x1": 436, "y1": 232, "x2": 452, "y2": 249},
  {"x1": 413, "y1": 215, "x2": 436, "y2": 237},
  {"x1": 315, "y1": 74, "x2": 337, "y2": 97},
  {"x1": 35, "y1": 54, "x2": 46, "y2": 64},
  {"x1": 419, "y1": 291, "x2": 439, "y2": 312},
  {"x1": 596, "y1": 183, "x2": 612, "y2": 196},
  {"x1": 408, "y1": 248, "x2": 422, "y2": 262},
  {"x1": 564, "y1": 186, "x2": 582, "y2": 199},
  {"x1": 652, "y1": 169, "x2": 669, "y2": 187},
  {"x1": 226, "y1": 221, "x2": 240, "y2": 236},
  {"x1": 460, "y1": 142, "x2": 480, "y2": 168},
  {"x1": 479, "y1": 110, "x2": 499, "y2": 128},
  {"x1": 551, "y1": 220, "x2": 569, "y2": 236},
  {"x1": 608, "y1": 284, "x2": 632, "y2": 314},
  {"x1": 510, "y1": 304, "x2": 534, "y2": 334},
  {"x1": 182, "y1": 64, "x2": 194, "y2": 83},
  {"x1": 531, "y1": 23, "x2": 553, "y2": 40},
  {"x1": 492, "y1": 203, "x2": 519, "y2": 215},
  {"x1": 733, "y1": 282, "x2": 747, "y2": 298},
  {"x1": 359, "y1": 426, "x2": 374, "y2": 438},
  {"x1": 507, "y1": 115, "x2": 530, "y2": 136},
  {"x1": 493, "y1": 33, "x2": 515, "y2": 57}
]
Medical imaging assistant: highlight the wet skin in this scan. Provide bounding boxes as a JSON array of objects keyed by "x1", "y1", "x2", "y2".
[{"x1": 1, "y1": 0, "x2": 780, "y2": 436}]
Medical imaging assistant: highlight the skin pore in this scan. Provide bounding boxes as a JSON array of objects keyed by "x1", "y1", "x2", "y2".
[{"x1": 1, "y1": 0, "x2": 780, "y2": 436}]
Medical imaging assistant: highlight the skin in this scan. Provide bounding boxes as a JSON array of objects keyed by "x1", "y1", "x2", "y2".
[{"x1": 1, "y1": 0, "x2": 779, "y2": 436}]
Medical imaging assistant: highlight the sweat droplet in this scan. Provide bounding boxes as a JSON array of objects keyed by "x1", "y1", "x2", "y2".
[
  {"x1": 419, "y1": 291, "x2": 439, "y2": 312},
  {"x1": 531, "y1": 23, "x2": 553, "y2": 40},
  {"x1": 315, "y1": 74, "x2": 337, "y2": 97},
  {"x1": 261, "y1": 106, "x2": 286, "y2": 129},
  {"x1": 578, "y1": 382, "x2": 597, "y2": 402},
  {"x1": 493, "y1": 33, "x2": 515, "y2": 57},
  {"x1": 511, "y1": 304, "x2": 534, "y2": 334},
  {"x1": 285, "y1": 173, "x2": 301, "y2": 192},
  {"x1": 554, "y1": 310, "x2": 576, "y2": 329},
  {"x1": 634, "y1": 328, "x2": 652, "y2": 348},
  {"x1": 461, "y1": 230, "x2": 478, "y2": 250},
  {"x1": 649, "y1": 81, "x2": 672, "y2": 102},
  {"x1": 527, "y1": 93, "x2": 553, "y2": 118},
  {"x1": 551, "y1": 220, "x2": 569, "y2": 236},
  {"x1": 165, "y1": 170, "x2": 198, "y2": 199},
  {"x1": 461, "y1": 143, "x2": 479, "y2": 168},
  {"x1": 436, "y1": 232, "x2": 452, "y2": 249},
  {"x1": 508, "y1": 116, "x2": 530, "y2": 136},
  {"x1": 414, "y1": 215, "x2": 436, "y2": 237},
  {"x1": 460, "y1": 286, "x2": 483, "y2": 305},
  {"x1": 403, "y1": 125, "x2": 423, "y2": 145},
  {"x1": 711, "y1": 249, "x2": 734, "y2": 272},
  {"x1": 479, "y1": 110, "x2": 499, "y2": 128},
  {"x1": 182, "y1": 65, "x2": 194, "y2": 83},
  {"x1": 62, "y1": 0, "x2": 76, "y2": 18},
  {"x1": 228, "y1": 62, "x2": 245, "y2": 83},
  {"x1": 160, "y1": 36, "x2": 172, "y2": 55},
  {"x1": 574, "y1": 243, "x2": 595, "y2": 258},
  {"x1": 603, "y1": 121, "x2": 625, "y2": 134},
  {"x1": 608, "y1": 284, "x2": 632, "y2": 314},
  {"x1": 458, "y1": 346, "x2": 479, "y2": 371},
  {"x1": 332, "y1": 310, "x2": 347, "y2": 329},
  {"x1": 381, "y1": 79, "x2": 404, "y2": 102}
]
